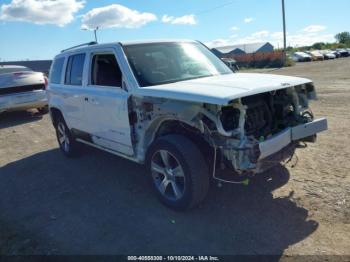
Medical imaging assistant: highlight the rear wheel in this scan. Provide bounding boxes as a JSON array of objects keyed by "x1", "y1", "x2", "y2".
[
  {"x1": 55, "y1": 115, "x2": 79, "y2": 157},
  {"x1": 147, "y1": 135, "x2": 210, "y2": 210},
  {"x1": 37, "y1": 106, "x2": 49, "y2": 114}
]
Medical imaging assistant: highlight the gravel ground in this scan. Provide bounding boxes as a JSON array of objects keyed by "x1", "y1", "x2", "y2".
[{"x1": 0, "y1": 58, "x2": 349, "y2": 256}]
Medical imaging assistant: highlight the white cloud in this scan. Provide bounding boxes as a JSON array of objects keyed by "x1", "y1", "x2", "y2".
[
  {"x1": 206, "y1": 29, "x2": 335, "y2": 48},
  {"x1": 161, "y1": 14, "x2": 196, "y2": 25},
  {"x1": 303, "y1": 25, "x2": 327, "y2": 33},
  {"x1": 270, "y1": 31, "x2": 284, "y2": 39},
  {"x1": 284, "y1": 33, "x2": 334, "y2": 47},
  {"x1": 230, "y1": 26, "x2": 239, "y2": 31},
  {"x1": 252, "y1": 30, "x2": 269, "y2": 38},
  {"x1": 205, "y1": 39, "x2": 231, "y2": 47},
  {"x1": 0, "y1": 0, "x2": 85, "y2": 26},
  {"x1": 81, "y1": 4, "x2": 157, "y2": 30},
  {"x1": 268, "y1": 30, "x2": 334, "y2": 47},
  {"x1": 244, "y1": 17, "x2": 254, "y2": 23}
]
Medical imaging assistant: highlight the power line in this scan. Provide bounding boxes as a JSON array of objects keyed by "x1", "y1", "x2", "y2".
[
  {"x1": 195, "y1": 0, "x2": 237, "y2": 16},
  {"x1": 136, "y1": 0, "x2": 237, "y2": 30}
]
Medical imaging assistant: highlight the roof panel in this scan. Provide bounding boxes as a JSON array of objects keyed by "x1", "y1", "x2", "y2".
[{"x1": 213, "y1": 42, "x2": 273, "y2": 54}]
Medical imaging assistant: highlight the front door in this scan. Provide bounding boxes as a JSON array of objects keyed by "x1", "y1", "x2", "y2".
[{"x1": 82, "y1": 50, "x2": 134, "y2": 156}]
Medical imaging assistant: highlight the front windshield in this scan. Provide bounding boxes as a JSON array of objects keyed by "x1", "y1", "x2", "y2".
[{"x1": 123, "y1": 42, "x2": 233, "y2": 87}]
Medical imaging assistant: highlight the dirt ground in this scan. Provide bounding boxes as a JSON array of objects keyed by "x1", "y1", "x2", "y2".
[{"x1": 0, "y1": 58, "x2": 349, "y2": 256}]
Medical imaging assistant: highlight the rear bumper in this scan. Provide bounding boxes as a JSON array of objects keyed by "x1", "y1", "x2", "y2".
[
  {"x1": 0, "y1": 90, "x2": 47, "y2": 112},
  {"x1": 300, "y1": 58, "x2": 312, "y2": 62},
  {"x1": 259, "y1": 118, "x2": 328, "y2": 160}
]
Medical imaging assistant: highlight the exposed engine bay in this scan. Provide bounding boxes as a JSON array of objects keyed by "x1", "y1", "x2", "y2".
[
  {"x1": 200, "y1": 83, "x2": 320, "y2": 174},
  {"x1": 219, "y1": 86, "x2": 315, "y2": 140},
  {"x1": 130, "y1": 83, "x2": 327, "y2": 178}
]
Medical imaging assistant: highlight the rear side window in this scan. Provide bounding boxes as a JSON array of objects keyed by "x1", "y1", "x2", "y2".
[
  {"x1": 50, "y1": 58, "x2": 65, "y2": 84},
  {"x1": 91, "y1": 54, "x2": 122, "y2": 87},
  {"x1": 65, "y1": 54, "x2": 85, "y2": 86}
]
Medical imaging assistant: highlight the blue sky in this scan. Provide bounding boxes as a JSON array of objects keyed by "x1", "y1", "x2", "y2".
[{"x1": 0, "y1": 0, "x2": 349, "y2": 61}]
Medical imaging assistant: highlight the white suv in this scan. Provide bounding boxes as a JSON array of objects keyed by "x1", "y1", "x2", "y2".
[{"x1": 48, "y1": 40, "x2": 327, "y2": 210}]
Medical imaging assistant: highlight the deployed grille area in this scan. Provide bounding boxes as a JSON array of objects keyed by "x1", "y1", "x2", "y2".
[
  {"x1": 220, "y1": 90, "x2": 309, "y2": 140},
  {"x1": 0, "y1": 84, "x2": 45, "y2": 96},
  {"x1": 220, "y1": 106, "x2": 240, "y2": 131},
  {"x1": 243, "y1": 97, "x2": 273, "y2": 138}
]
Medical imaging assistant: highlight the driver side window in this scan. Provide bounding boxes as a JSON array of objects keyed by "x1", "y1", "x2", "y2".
[{"x1": 91, "y1": 54, "x2": 122, "y2": 87}]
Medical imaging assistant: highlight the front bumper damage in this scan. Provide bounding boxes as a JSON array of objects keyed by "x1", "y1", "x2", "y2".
[
  {"x1": 219, "y1": 118, "x2": 328, "y2": 175},
  {"x1": 259, "y1": 118, "x2": 328, "y2": 160}
]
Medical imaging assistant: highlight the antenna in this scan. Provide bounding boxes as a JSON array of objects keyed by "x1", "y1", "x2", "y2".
[
  {"x1": 94, "y1": 27, "x2": 99, "y2": 43},
  {"x1": 82, "y1": 26, "x2": 100, "y2": 43}
]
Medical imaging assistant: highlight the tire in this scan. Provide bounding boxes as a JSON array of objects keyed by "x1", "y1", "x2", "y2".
[
  {"x1": 37, "y1": 106, "x2": 49, "y2": 114},
  {"x1": 55, "y1": 114, "x2": 79, "y2": 157},
  {"x1": 146, "y1": 134, "x2": 210, "y2": 211}
]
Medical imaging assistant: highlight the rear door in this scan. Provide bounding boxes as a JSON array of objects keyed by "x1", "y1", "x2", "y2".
[
  {"x1": 61, "y1": 53, "x2": 87, "y2": 130},
  {"x1": 82, "y1": 49, "x2": 134, "y2": 156}
]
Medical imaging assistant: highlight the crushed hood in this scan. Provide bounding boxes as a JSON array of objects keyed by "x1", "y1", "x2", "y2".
[{"x1": 134, "y1": 73, "x2": 312, "y2": 105}]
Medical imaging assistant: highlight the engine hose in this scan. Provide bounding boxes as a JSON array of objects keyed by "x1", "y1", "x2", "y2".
[{"x1": 302, "y1": 110, "x2": 314, "y2": 121}]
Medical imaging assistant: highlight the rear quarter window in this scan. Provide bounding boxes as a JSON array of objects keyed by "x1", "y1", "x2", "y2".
[
  {"x1": 50, "y1": 57, "x2": 65, "y2": 84},
  {"x1": 65, "y1": 54, "x2": 86, "y2": 86}
]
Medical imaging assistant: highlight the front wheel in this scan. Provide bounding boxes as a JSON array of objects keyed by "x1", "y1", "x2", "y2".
[{"x1": 147, "y1": 135, "x2": 210, "y2": 211}]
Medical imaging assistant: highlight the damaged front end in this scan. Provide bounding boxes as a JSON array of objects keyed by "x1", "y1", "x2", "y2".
[
  {"x1": 131, "y1": 82, "x2": 327, "y2": 183},
  {"x1": 199, "y1": 83, "x2": 328, "y2": 177}
]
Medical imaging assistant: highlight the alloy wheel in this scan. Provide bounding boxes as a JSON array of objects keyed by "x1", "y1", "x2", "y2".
[
  {"x1": 151, "y1": 150, "x2": 186, "y2": 201},
  {"x1": 57, "y1": 122, "x2": 70, "y2": 153}
]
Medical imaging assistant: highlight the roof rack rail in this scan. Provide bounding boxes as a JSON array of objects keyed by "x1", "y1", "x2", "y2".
[{"x1": 61, "y1": 41, "x2": 97, "y2": 53}]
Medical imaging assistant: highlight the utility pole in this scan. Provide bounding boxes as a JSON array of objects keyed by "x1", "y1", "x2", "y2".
[{"x1": 282, "y1": 0, "x2": 287, "y2": 65}]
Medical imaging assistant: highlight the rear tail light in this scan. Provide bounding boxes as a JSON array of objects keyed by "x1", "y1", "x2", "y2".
[
  {"x1": 44, "y1": 76, "x2": 48, "y2": 89},
  {"x1": 13, "y1": 72, "x2": 24, "y2": 77}
]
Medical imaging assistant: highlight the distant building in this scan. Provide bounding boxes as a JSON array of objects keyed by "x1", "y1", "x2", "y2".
[
  {"x1": 212, "y1": 42, "x2": 274, "y2": 57},
  {"x1": 0, "y1": 60, "x2": 52, "y2": 75}
]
